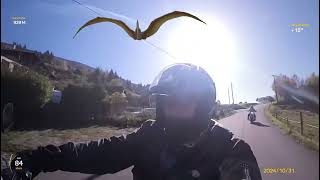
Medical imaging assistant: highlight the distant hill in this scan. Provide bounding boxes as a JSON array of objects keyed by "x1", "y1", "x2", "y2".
[
  {"x1": 1, "y1": 42, "x2": 94, "y2": 73},
  {"x1": 53, "y1": 56, "x2": 94, "y2": 73},
  {"x1": 1, "y1": 42, "x2": 150, "y2": 102}
]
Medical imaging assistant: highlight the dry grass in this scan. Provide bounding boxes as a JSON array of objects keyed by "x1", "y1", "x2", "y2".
[
  {"x1": 265, "y1": 105, "x2": 319, "y2": 151},
  {"x1": 1, "y1": 126, "x2": 137, "y2": 155}
]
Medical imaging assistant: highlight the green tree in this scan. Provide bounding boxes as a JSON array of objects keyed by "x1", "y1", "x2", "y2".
[
  {"x1": 126, "y1": 91, "x2": 141, "y2": 106},
  {"x1": 266, "y1": 96, "x2": 275, "y2": 102},
  {"x1": 114, "y1": 71, "x2": 119, "y2": 78},
  {"x1": 88, "y1": 67, "x2": 105, "y2": 87},
  {"x1": 125, "y1": 80, "x2": 132, "y2": 90},
  {"x1": 1, "y1": 67, "x2": 53, "y2": 128},
  {"x1": 1, "y1": 68, "x2": 53, "y2": 110},
  {"x1": 107, "y1": 69, "x2": 115, "y2": 81},
  {"x1": 272, "y1": 74, "x2": 297, "y2": 102},
  {"x1": 305, "y1": 73, "x2": 319, "y2": 96},
  {"x1": 110, "y1": 92, "x2": 128, "y2": 105},
  {"x1": 109, "y1": 78, "x2": 123, "y2": 87},
  {"x1": 60, "y1": 85, "x2": 107, "y2": 122},
  {"x1": 40, "y1": 50, "x2": 54, "y2": 64}
]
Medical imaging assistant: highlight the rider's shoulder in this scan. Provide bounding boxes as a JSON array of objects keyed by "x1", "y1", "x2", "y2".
[
  {"x1": 207, "y1": 120, "x2": 252, "y2": 150},
  {"x1": 230, "y1": 137, "x2": 251, "y2": 151},
  {"x1": 208, "y1": 119, "x2": 230, "y2": 132},
  {"x1": 137, "y1": 119, "x2": 162, "y2": 133},
  {"x1": 207, "y1": 119, "x2": 234, "y2": 140},
  {"x1": 140, "y1": 119, "x2": 157, "y2": 128}
]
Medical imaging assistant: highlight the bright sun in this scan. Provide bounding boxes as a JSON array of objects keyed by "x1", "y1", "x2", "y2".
[{"x1": 166, "y1": 16, "x2": 237, "y2": 84}]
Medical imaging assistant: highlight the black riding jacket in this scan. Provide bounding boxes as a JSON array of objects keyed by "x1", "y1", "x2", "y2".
[{"x1": 20, "y1": 119, "x2": 262, "y2": 180}]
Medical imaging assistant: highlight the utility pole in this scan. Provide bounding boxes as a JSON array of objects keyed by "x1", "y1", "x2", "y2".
[
  {"x1": 231, "y1": 83, "x2": 234, "y2": 104},
  {"x1": 272, "y1": 75, "x2": 279, "y2": 103},
  {"x1": 228, "y1": 88, "x2": 231, "y2": 104}
]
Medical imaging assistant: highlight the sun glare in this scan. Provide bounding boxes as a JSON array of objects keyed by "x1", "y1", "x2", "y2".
[
  {"x1": 166, "y1": 16, "x2": 237, "y2": 83},
  {"x1": 164, "y1": 16, "x2": 238, "y2": 103}
]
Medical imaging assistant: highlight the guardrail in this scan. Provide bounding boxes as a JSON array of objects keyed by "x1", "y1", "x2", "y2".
[{"x1": 272, "y1": 111, "x2": 319, "y2": 135}]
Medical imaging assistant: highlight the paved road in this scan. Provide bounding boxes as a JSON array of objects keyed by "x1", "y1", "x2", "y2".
[{"x1": 35, "y1": 104, "x2": 319, "y2": 180}]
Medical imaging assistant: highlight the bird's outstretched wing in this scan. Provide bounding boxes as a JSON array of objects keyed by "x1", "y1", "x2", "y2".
[
  {"x1": 142, "y1": 11, "x2": 206, "y2": 39},
  {"x1": 73, "y1": 17, "x2": 135, "y2": 39}
]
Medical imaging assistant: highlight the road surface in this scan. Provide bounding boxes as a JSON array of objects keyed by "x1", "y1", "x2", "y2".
[{"x1": 35, "y1": 104, "x2": 319, "y2": 180}]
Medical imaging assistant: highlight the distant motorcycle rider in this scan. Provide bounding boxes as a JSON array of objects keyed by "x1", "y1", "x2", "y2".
[
  {"x1": 247, "y1": 105, "x2": 257, "y2": 120},
  {"x1": 5, "y1": 63, "x2": 262, "y2": 180}
]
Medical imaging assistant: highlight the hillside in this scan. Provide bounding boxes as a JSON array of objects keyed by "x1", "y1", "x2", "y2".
[
  {"x1": 1, "y1": 42, "x2": 149, "y2": 98},
  {"x1": 53, "y1": 56, "x2": 94, "y2": 73}
]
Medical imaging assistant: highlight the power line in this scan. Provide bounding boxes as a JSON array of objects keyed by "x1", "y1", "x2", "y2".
[
  {"x1": 144, "y1": 40, "x2": 179, "y2": 60},
  {"x1": 72, "y1": 0, "x2": 103, "y2": 16}
]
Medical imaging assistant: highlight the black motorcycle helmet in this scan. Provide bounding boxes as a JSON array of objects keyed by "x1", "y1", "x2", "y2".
[{"x1": 149, "y1": 63, "x2": 217, "y2": 124}]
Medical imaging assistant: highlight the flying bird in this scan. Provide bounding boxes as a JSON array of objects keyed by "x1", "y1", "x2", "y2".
[{"x1": 73, "y1": 11, "x2": 206, "y2": 40}]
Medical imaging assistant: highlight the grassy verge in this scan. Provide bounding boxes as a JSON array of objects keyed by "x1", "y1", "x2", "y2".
[
  {"x1": 264, "y1": 104, "x2": 319, "y2": 151},
  {"x1": 217, "y1": 110, "x2": 237, "y2": 120},
  {"x1": 1, "y1": 126, "x2": 137, "y2": 158},
  {"x1": 216, "y1": 104, "x2": 247, "y2": 120}
]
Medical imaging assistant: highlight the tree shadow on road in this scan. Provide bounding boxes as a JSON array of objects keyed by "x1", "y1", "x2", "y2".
[{"x1": 250, "y1": 121, "x2": 270, "y2": 127}]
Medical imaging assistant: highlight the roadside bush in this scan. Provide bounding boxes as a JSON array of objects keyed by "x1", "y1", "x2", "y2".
[
  {"x1": 1, "y1": 68, "x2": 53, "y2": 129},
  {"x1": 305, "y1": 73, "x2": 319, "y2": 97},
  {"x1": 59, "y1": 85, "x2": 108, "y2": 125},
  {"x1": 110, "y1": 92, "x2": 128, "y2": 105},
  {"x1": 1, "y1": 68, "x2": 53, "y2": 109},
  {"x1": 126, "y1": 91, "x2": 141, "y2": 107}
]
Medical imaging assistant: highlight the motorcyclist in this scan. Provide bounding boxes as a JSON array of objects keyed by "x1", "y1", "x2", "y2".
[
  {"x1": 247, "y1": 105, "x2": 256, "y2": 120},
  {"x1": 5, "y1": 63, "x2": 262, "y2": 180}
]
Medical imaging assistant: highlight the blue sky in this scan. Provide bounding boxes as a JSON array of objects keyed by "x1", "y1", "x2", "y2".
[{"x1": 1, "y1": 0, "x2": 319, "y2": 103}]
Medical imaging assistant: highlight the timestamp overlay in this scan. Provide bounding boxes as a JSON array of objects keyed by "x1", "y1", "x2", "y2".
[
  {"x1": 263, "y1": 167, "x2": 296, "y2": 175},
  {"x1": 289, "y1": 23, "x2": 310, "y2": 33}
]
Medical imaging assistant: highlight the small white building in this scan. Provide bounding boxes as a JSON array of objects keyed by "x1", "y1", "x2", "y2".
[{"x1": 51, "y1": 89, "x2": 62, "y2": 104}]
